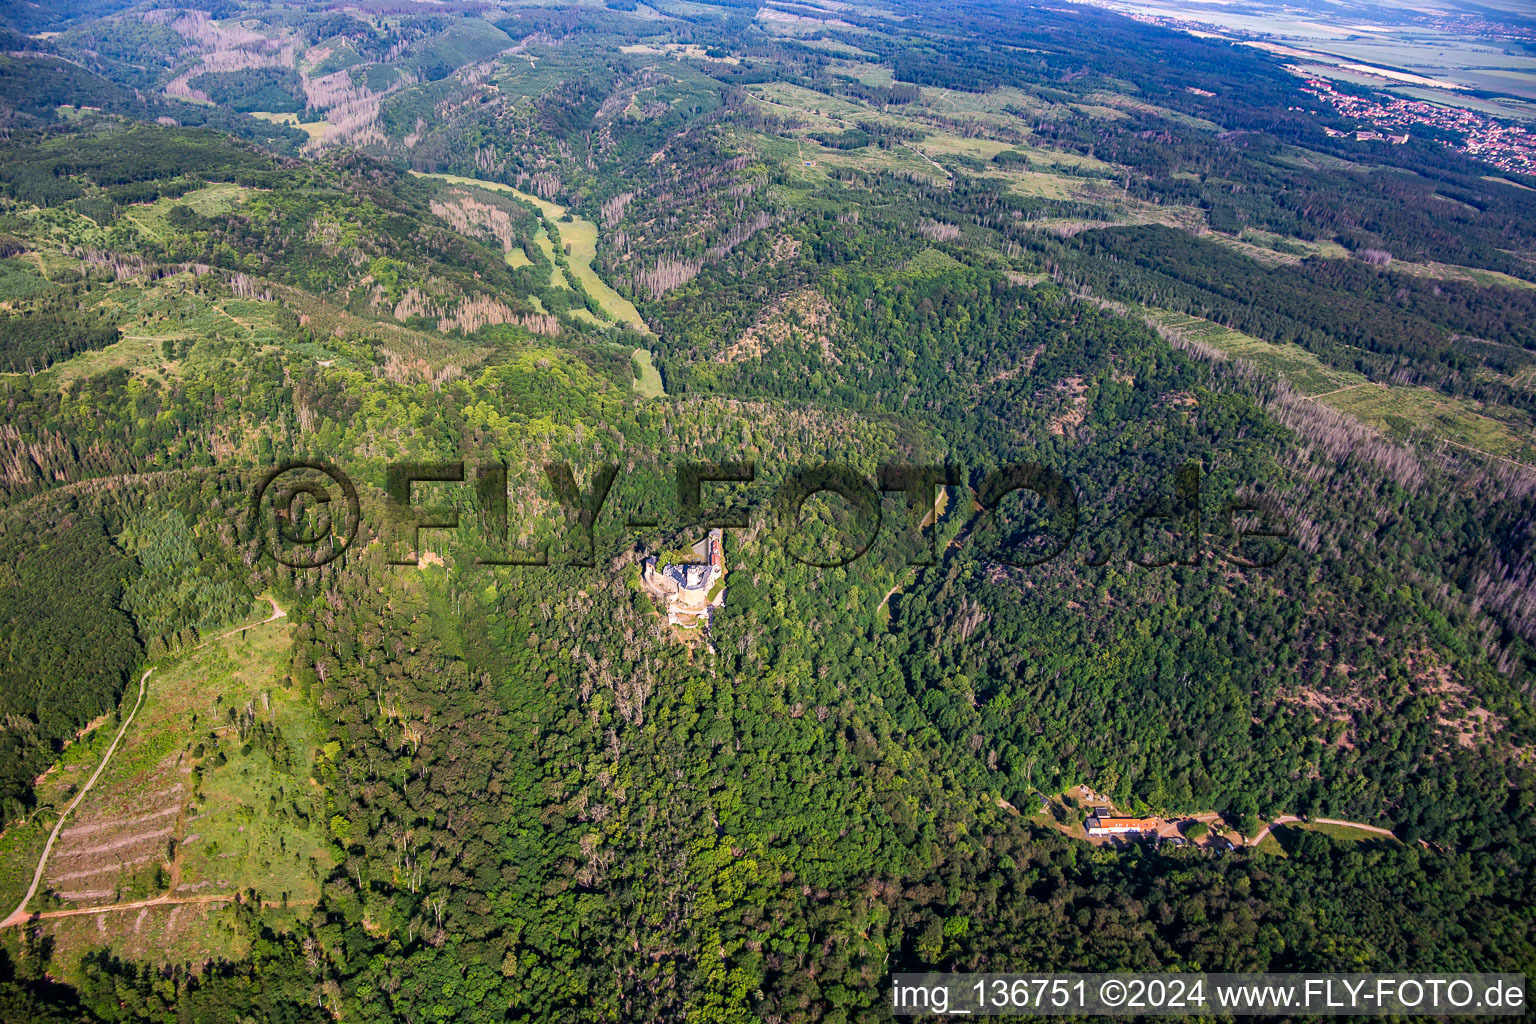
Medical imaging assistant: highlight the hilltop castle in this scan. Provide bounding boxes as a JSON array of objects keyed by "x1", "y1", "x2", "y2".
[{"x1": 641, "y1": 529, "x2": 726, "y2": 628}]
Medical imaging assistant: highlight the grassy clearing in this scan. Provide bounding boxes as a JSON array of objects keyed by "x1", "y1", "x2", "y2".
[
  {"x1": 249, "y1": 110, "x2": 328, "y2": 142},
  {"x1": 747, "y1": 87, "x2": 879, "y2": 136},
  {"x1": 28, "y1": 333, "x2": 159, "y2": 385},
  {"x1": 171, "y1": 183, "x2": 254, "y2": 217},
  {"x1": 742, "y1": 122, "x2": 940, "y2": 188},
  {"x1": 1483, "y1": 175, "x2": 1536, "y2": 192},
  {"x1": 795, "y1": 38, "x2": 877, "y2": 58},
  {"x1": 1322, "y1": 382, "x2": 1536, "y2": 462},
  {"x1": 749, "y1": 81, "x2": 869, "y2": 121},
  {"x1": 1273, "y1": 822, "x2": 1396, "y2": 848},
  {"x1": 1027, "y1": 202, "x2": 1206, "y2": 234},
  {"x1": 18, "y1": 271, "x2": 298, "y2": 387},
  {"x1": 742, "y1": 78, "x2": 1122, "y2": 201},
  {"x1": 122, "y1": 184, "x2": 255, "y2": 243},
  {"x1": 632, "y1": 348, "x2": 665, "y2": 397},
  {"x1": 1088, "y1": 92, "x2": 1225, "y2": 132},
  {"x1": 918, "y1": 82, "x2": 1051, "y2": 123},
  {"x1": 165, "y1": 622, "x2": 330, "y2": 907},
  {"x1": 410, "y1": 170, "x2": 517, "y2": 194},
  {"x1": 827, "y1": 61, "x2": 894, "y2": 87},
  {"x1": 1201, "y1": 233, "x2": 1304, "y2": 266},
  {"x1": 1238, "y1": 228, "x2": 1351, "y2": 260},
  {"x1": 619, "y1": 42, "x2": 740, "y2": 64},
  {"x1": 532, "y1": 224, "x2": 561, "y2": 284},
  {"x1": 1302, "y1": 821, "x2": 1395, "y2": 843},
  {"x1": 916, "y1": 134, "x2": 1018, "y2": 160},
  {"x1": 816, "y1": 139, "x2": 938, "y2": 180},
  {"x1": 745, "y1": 80, "x2": 1112, "y2": 166},
  {"x1": 548, "y1": 216, "x2": 649, "y2": 332},
  {"x1": 1000, "y1": 169, "x2": 1102, "y2": 201},
  {"x1": 1199, "y1": 229, "x2": 1348, "y2": 266},
  {"x1": 1142, "y1": 306, "x2": 1536, "y2": 462},
  {"x1": 1251, "y1": 830, "x2": 1289, "y2": 857},
  {"x1": 411, "y1": 171, "x2": 649, "y2": 332},
  {"x1": 1140, "y1": 307, "x2": 1364, "y2": 395},
  {"x1": 755, "y1": 7, "x2": 870, "y2": 38},
  {"x1": 0, "y1": 818, "x2": 50, "y2": 918},
  {"x1": 1390, "y1": 260, "x2": 1536, "y2": 290}
]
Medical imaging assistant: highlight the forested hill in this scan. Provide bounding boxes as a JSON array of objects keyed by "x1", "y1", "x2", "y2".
[{"x1": 0, "y1": 0, "x2": 1532, "y2": 1020}]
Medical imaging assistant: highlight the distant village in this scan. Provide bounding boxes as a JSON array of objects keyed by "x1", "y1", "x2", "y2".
[
  {"x1": 1299, "y1": 75, "x2": 1536, "y2": 177},
  {"x1": 1078, "y1": 2, "x2": 1536, "y2": 178},
  {"x1": 641, "y1": 528, "x2": 727, "y2": 629}
]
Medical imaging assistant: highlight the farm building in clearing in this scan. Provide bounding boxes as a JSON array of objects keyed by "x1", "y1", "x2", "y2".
[{"x1": 1086, "y1": 815, "x2": 1159, "y2": 837}]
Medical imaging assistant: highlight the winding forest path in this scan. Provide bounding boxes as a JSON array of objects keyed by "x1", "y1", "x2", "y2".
[
  {"x1": 1246, "y1": 815, "x2": 1302, "y2": 848},
  {"x1": 0, "y1": 597, "x2": 286, "y2": 929},
  {"x1": 1246, "y1": 815, "x2": 1396, "y2": 848}
]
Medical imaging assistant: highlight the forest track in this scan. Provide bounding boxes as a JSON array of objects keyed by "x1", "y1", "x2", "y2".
[
  {"x1": 1307, "y1": 817, "x2": 1398, "y2": 837},
  {"x1": 15, "y1": 894, "x2": 318, "y2": 922},
  {"x1": 1248, "y1": 815, "x2": 1396, "y2": 847},
  {"x1": 1306, "y1": 381, "x2": 1380, "y2": 399},
  {"x1": 1246, "y1": 815, "x2": 1301, "y2": 848},
  {"x1": 1433, "y1": 437, "x2": 1536, "y2": 473},
  {"x1": 903, "y1": 142, "x2": 953, "y2": 185},
  {"x1": 0, "y1": 598, "x2": 286, "y2": 928}
]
